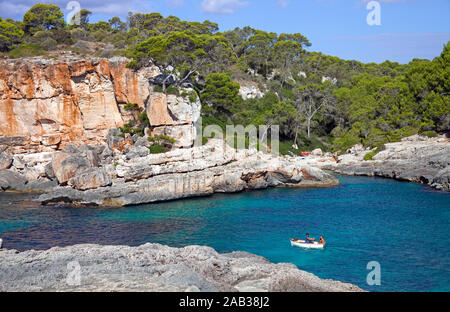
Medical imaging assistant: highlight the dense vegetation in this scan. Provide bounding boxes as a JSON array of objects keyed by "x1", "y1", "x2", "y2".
[{"x1": 1, "y1": 4, "x2": 448, "y2": 154}]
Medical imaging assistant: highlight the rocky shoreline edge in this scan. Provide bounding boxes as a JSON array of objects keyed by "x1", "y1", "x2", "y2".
[
  {"x1": 0, "y1": 243, "x2": 363, "y2": 292},
  {"x1": 0, "y1": 136, "x2": 339, "y2": 207},
  {"x1": 1, "y1": 133, "x2": 448, "y2": 210},
  {"x1": 301, "y1": 134, "x2": 450, "y2": 192}
]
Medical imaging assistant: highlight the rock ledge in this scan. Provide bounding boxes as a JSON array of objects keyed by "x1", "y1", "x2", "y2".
[{"x1": 0, "y1": 243, "x2": 363, "y2": 292}]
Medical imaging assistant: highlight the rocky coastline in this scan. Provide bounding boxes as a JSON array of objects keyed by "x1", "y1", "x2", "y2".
[
  {"x1": 0, "y1": 243, "x2": 363, "y2": 292},
  {"x1": 0, "y1": 56, "x2": 339, "y2": 206},
  {"x1": 304, "y1": 134, "x2": 450, "y2": 192},
  {"x1": 0, "y1": 137, "x2": 338, "y2": 206}
]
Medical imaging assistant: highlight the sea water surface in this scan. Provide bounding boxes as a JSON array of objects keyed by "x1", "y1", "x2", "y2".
[{"x1": 0, "y1": 175, "x2": 449, "y2": 292}]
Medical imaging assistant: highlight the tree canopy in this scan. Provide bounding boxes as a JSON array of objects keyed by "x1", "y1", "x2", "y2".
[{"x1": 22, "y1": 3, "x2": 65, "y2": 34}]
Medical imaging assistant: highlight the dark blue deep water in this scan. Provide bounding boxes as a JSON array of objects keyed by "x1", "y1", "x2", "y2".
[{"x1": 0, "y1": 175, "x2": 449, "y2": 292}]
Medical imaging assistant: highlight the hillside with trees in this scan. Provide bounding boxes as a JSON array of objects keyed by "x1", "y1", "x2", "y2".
[{"x1": 1, "y1": 3, "x2": 448, "y2": 155}]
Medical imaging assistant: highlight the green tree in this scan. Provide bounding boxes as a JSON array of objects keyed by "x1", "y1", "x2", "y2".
[
  {"x1": 200, "y1": 73, "x2": 241, "y2": 117},
  {"x1": 109, "y1": 16, "x2": 127, "y2": 32},
  {"x1": 133, "y1": 31, "x2": 234, "y2": 90},
  {"x1": 244, "y1": 30, "x2": 277, "y2": 77},
  {"x1": 0, "y1": 19, "x2": 24, "y2": 51},
  {"x1": 22, "y1": 3, "x2": 65, "y2": 34}
]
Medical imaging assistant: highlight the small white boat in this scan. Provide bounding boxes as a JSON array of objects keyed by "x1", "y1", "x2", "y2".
[{"x1": 290, "y1": 238, "x2": 325, "y2": 249}]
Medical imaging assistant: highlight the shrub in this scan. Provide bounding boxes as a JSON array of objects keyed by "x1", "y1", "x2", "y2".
[
  {"x1": 148, "y1": 134, "x2": 176, "y2": 145},
  {"x1": 332, "y1": 134, "x2": 360, "y2": 152},
  {"x1": 40, "y1": 37, "x2": 57, "y2": 51},
  {"x1": 148, "y1": 144, "x2": 165, "y2": 154},
  {"x1": 153, "y1": 85, "x2": 163, "y2": 92},
  {"x1": 181, "y1": 90, "x2": 198, "y2": 103},
  {"x1": 49, "y1": 28, "x2": 75, "y2": 44},
  {"x1": 119, "y1": 122, "x2": 143, "y2": 136},
  {"x1": 420, "y1": 130, "x2": 438, "y2": 138},
  {"x1": 8, "y1": 43, "x2": 46, "y2": 58},
  {"x1": 126, "y1": 60, "x2": 139, "y2": 69},
  {"x1": 166, "y1": 85, "x2": 179, "y2": 95},
  {"x1": 363, "y1": 148, "x2": 381, "y2": 161},
  {"x1": 70, "y1": 28, "x2": 88, "y2": 40},
  {"x1": 138, "y1": 111, "x2": 149, "y2": 127},
  {"x1": 124, "y1": 103, "x2": 139, "y2": 111}
]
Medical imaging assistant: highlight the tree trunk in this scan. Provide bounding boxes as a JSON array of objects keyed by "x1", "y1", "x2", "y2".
[
  {"x1": 307, "y1": 118, "x2": 311, "y2": 138},
  {"x1": 294, "y1": 124, "x2": 299, "y2": 146}
]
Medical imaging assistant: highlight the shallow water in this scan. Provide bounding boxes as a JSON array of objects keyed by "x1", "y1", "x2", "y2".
[{"x1": 0, "y1": 175, "x2": 449, "y2": 292}]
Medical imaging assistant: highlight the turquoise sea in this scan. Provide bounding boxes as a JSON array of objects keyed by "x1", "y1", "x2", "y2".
[{"x1": 0, "y1": 175, "x2": 449, "y2": 292}]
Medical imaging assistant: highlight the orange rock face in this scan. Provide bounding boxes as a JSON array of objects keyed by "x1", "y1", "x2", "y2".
[
  {"x1": 0, "y1": 57, "x2": 160, "y2": 153},
  {"x1": 0, "y1": 57, "x2": 203, "y2": 153},
  {"x1": 147, "y1": 93, "x2": 175, "y2": 127}
]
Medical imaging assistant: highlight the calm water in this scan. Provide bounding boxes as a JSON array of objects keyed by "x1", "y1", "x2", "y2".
[{"x1": 0, "y1": 175, "x2": 449, "y2": 292}]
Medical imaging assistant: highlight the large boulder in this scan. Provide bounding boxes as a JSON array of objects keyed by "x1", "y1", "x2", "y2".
[
  {"x1": 0, "y1": 170, "x2": 27, "y2": 190},
  {"x1": 52, "y1": 153, "x2": 91, "y2": 184},
  {"x1": 68, "y1": 169, "x2": 112, "y2": 191},
  {"x1": 61, "y1": 144, "x2": 80, "y2": 154},
  {"x1": 0, "y1": 153, "x2": 13, "y2": 170},
  {"x1": 126, "y1": 146, "x2": 150, "y2": 159}
]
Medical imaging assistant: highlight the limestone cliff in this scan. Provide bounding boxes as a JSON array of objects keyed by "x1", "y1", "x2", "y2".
[{"x1": 0, "y1": 57, "x2": 200, "y2": 153}]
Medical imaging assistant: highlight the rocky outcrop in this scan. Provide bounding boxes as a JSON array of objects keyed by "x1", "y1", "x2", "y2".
[
  {"x1": 37, "y1": 139, "x2": 338, "y2": 207},
  {"x1": 52, "y1": 153, "x2": 91, "y2": 184},
  {"x1": 0, "y1": 170, "x2": 27, "y2": 190},
  {"x1": 0, "y1": 243, "x2": 363, "y2": 292},
  {"x1": 238, "y1": 81, "x2": 265, "y2": 100},
  {"x1": 0, "y1": 152, "x2": 13, "y2": 170},
  {"x1": 303, "y1": 135, "x2": 450, "y2": 192},
  {"x1": 0, "y1": 57, "x2": 200, "y2": 153},
  {"x1": 68, "y1": 169, "x2": 112, "y2": 191}
]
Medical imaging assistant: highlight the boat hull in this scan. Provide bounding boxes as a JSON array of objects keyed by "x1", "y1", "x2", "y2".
[{"x1": 290, "y1": 239, "x2": 325, "y2": 249}]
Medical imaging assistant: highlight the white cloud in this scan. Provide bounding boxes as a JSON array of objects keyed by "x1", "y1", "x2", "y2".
[{"x1": 201, "y1": 0, "x2": 248, "y2": 14}]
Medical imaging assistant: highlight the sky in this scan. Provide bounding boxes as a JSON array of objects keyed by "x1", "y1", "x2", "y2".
[{"x1": 1, "y1": 0, "x2": 449, "y2": 64}]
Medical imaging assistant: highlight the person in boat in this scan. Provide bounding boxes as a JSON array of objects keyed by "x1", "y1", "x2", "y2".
[
  {"x1": 305, "y1": 233, "x2": 315, "y2": 243},
  {"x1": 318, "y1": 235, "x2": 325, "y2": 245}
]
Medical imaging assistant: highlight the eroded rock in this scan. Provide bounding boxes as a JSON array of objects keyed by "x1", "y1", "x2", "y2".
[
  {"x1": 0, "y1": 243, "x2": 363, "y2": 292},
  {"x1": 52, "y1": 153, "x2": 91, "y2": 184},
  {"x1": 0, "y1": 170, "x2": 27, "y2": 190},
  {"x1": 0, "y1": 153, "x2": 13, "y2": 170},
  {"x1": 68, "y1": 168, "x2": 112, "y2": 191}
]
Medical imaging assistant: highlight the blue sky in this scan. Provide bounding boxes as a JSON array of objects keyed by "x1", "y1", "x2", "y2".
[{"x1": 1, "y1": 0, "x2": 449, "y2": 63}]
